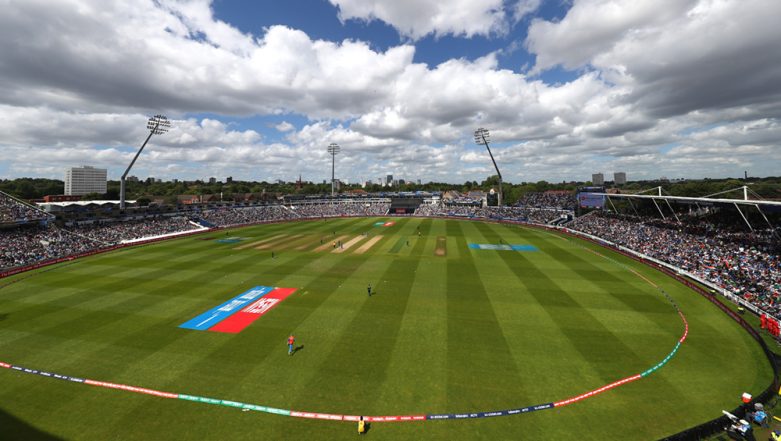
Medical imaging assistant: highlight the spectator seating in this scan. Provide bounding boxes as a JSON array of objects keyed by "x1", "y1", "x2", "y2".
[
  {"x1": 0, "y1": 191, "x2": 51, "y2": 225},
  {"x1": 569, "y1": 213, "x2": 781, "y2": 319}
]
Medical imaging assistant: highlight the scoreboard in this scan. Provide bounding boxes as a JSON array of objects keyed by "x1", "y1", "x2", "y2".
[{"x1": 577, "y1": 192, "x2": 605, "y2": 209}]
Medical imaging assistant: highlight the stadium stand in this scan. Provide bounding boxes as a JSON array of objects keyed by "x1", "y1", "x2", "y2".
[
  {"x1": 414, "y1": 202, "x2": 571, "y2": 224},
  {"x1": 569, "y1": 212, "x2": 781, "y2": 319},
  {"x1": 290, "y1": 201, "x2": 388, "y2": 218},
  {"x1": 1, "y1": 200, "x2": 392, "y2": 270},
  {"x1": 0, "y1": 226, "x2": 103, "y2": 270},
  {"x1": 513, "y1": 191, "x2": 577, "y2": 211},
  {"x1": 196, "y1": 201, "x2": 389, "y2": 227},
  {"x1": 0, "y1": 190, "x2": 51, "y2": 225},
  {"x1": 71, "y1": 217, "x2": 199, "y2": 244},
  {"x1": 0, "y1": 217, "x2": 200, "y2": 271},
  {"x1": 194, "y1": 205, "x2": 290, "y2": 227}
]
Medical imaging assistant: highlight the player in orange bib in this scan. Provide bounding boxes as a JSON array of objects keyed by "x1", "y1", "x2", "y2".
[{"x1": 287, "y1": 335, "x2": 295, "y2": 355}]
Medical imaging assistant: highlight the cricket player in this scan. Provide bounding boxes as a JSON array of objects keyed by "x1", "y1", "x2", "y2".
[
  {"x1": 358, "y1": 416, "x2": 366, "y2": 434},
  {"x1": 287, "y1": 335, "x2": 295, "y2": 355}
]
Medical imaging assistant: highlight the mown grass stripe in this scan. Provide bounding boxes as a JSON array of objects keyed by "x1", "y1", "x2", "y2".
[
  {"x1": 472, "y1": 223, "x2": 653, "y2": 379},
  {"x1": 292, "y1": 257, "x2": 421, "y2": 414},
  {"x1": 446, "y1": 220, "x2": 526, "y2": 412},
  {"x1": 285, "y1": 220, "x2": 432, "y2": 415},
  {"x1": 374, "y1": 219, "x2": 448, "y2": 413},
  {"x1": 388, "y1": 236, "x2": 407, "y2": 253},
  {"x1": 527, "y1": 231, "x2": 680, "y2": 335},
  {"x1": 374, "y1": 218, "x2": 416, "y2": 254}
]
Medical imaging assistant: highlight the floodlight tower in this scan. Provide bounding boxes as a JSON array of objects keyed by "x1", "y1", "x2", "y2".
[
  {"x1": 120, "y1": 115, "x2": 170, "y2": 210},
  {"x1": 474, "y1": 127, "x2": 502, "y2": 206},
  {"x1": 327, "y1": 143, "x2": 340, "y2": 197}
]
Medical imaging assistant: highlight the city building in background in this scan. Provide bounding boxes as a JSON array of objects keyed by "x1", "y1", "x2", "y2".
[
  {"x1": 64, "y1": 166, "x2": 107, "y2": 196},
  {"x1": 614, "y1": 172, "x2": 627, "y2": 185},
  {"x1": 591, "y1": 173, "x2": 604, "y2": 186}
]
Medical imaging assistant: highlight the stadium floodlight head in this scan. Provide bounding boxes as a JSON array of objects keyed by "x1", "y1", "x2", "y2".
[
  {"x1": 474, "y1": 127, "x2": 490, "y2": 145},
  {"x1": 120, "y1": 114, "x2": 171, "y2": 210},
  {"x1": 327, "y1": 143, "x2": 341, "y2": 197},
  {"x1": 474, "y1": 127, "x2": 503, "y2": 206},
  {"x1": 146, "y1": 114, "x2": 171, "y2": 135}
]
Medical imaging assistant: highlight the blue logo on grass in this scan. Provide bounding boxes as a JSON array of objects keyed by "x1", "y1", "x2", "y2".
[
  {"x1": 179, "y1": 286, "x2": 273, "y2": 331},
  {"x1": 216, "y1": 237, "x2": 245, "y2": 244},
  {"x1": 468, "y1": 244, "x2": 538, "y2": 251}
]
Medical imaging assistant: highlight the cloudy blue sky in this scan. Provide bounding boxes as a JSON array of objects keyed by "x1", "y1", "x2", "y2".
[{"x1": 0, "y1": 0, "x2": 779, "y2": 184}]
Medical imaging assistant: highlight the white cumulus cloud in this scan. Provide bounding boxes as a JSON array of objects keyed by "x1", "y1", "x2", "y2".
[
  {"x1": 0, "y1": 0, "x2": 779, "y2": 184},
  {"x1": 328, "y1": 0, "x2": 508, "y2": 40}
]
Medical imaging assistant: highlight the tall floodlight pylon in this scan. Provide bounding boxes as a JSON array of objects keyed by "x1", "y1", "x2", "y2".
[
  {"x1": 120, "y1": 115, "x2": 170, "y2": 210},
  {"x1": 474, "y1": 127, "x2": 503, "y2": 206},
  {"x1": 327, "y1": 143, "x2": 341, "y2": 197}
]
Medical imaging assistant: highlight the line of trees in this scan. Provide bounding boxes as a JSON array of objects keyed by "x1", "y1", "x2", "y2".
[
  {"x1": 0, "y1": 176, "x2": 584, "y2": 205},
  {"x1": 0, "y1": 178, "x2": 63, "y2": 199},
  {"x1": 1, "y1": 175, "x2": 779, "y2": 206}
]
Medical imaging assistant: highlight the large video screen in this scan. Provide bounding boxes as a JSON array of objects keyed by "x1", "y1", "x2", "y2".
[{"x1": 578, "y1": 192, "x2": 605, "y2": 209}]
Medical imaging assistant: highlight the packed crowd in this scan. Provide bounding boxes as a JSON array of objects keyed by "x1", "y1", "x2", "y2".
[
  {"x1": 0, "y1": 217, "x2": 200, "y2": 270},
  {"x1": 2, "y1": 202, "x2": 395, "y2": 270},
  {"x1": 514, "y1": 192, "x2": 577, "y2": 210},
  {"x1": 414, "y1": 203, "x2": 570, "y2": 224},
  {"x1": 71, "y1": 217, "x2": 199, "y2": 244},
  {"x1": 412, "y1": 203, "x2": 442, "y2": 217},
  {"x1": 416, "y1": 204, "x2": 480, "y2": 218},
  {"x1": 290, "y1": 201, "x2": 389, "y2": 218},
  {"x1": 569, "y1": 213, "x2": 781, "y2": 319},
  {"x1": 0, "y1": 226, "x2": 103, "y2": 270},
  {"x1": 197, "y1": 205, "x2": 291, "y2": 227},
  {"x1": 0, "y1": 192, "x2": 50, "y2": 224},
  {"x1": 197, "y1": 202, "x2": 390, "y2": 227}
]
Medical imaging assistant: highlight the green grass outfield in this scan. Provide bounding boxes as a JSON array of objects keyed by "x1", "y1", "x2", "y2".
[{"x1": 0, "y1": 217, "x2": 773, "y2": 440}]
